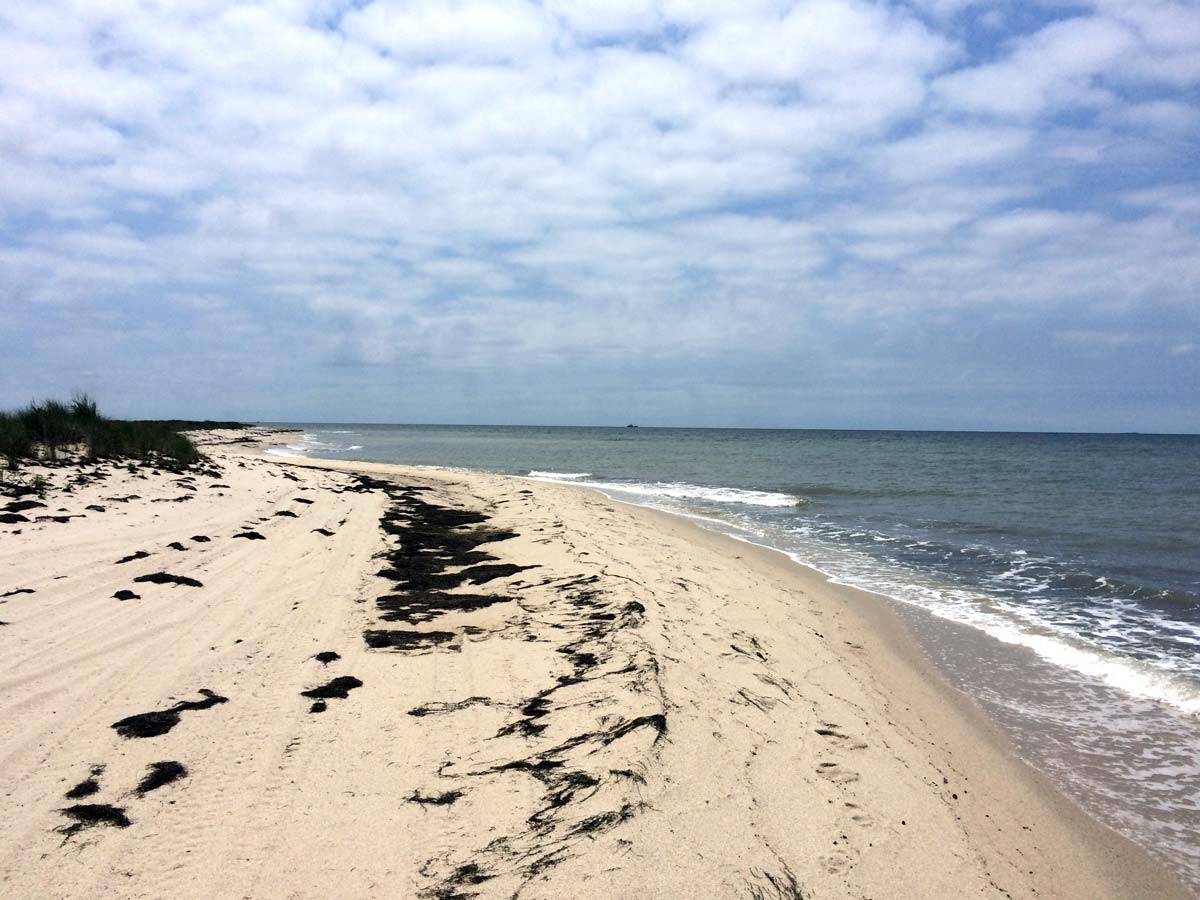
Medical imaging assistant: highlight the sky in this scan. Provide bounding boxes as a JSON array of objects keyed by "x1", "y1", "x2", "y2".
[{"x1": 1, "y1": 0, "x2": 1198, "y2": 431}]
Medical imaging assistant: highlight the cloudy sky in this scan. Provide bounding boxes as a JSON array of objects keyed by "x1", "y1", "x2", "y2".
[{"x1": 2, "y1": 0, "x2": 1198, "y2": 430}]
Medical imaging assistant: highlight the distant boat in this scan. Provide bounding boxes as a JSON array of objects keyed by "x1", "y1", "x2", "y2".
[{"x1": 626, "y1": 424, "x2": 638, "y2": 428}]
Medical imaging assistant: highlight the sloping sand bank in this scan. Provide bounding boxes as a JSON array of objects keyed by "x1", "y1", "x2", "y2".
[{"x1": 0, "y1": 433, "x2": 1188, "y2": 899}]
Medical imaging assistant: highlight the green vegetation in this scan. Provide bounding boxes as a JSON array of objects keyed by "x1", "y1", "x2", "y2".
[{"x1": 0, "y1": 394, "x2": 245, "y2": 470}]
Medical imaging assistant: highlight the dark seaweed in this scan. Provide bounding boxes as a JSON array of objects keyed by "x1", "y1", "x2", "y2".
[
  {"x1": 570, "y1": 802, "x2": 640, "y2": 837},
  {"x1": 233, "y1": 531, "x2": 265, "y2": 540},
  {"x1": 166, "y1": 541, "x2": 187, "y2": 551},
  {"x1": 190, "y1": 535, "x2": 211, "y2": 542},
  {"x1": 301, "y1": 675, "x2": 363, "y2": 701},
  {"x1": 313, "y1": 651, "x2": 340, "y2": 665},
  {"x1": 360, "y1": 486, "x2": 528, "y2": 656},
  {"x1": 364, "y1": 629, "x2": 456, "y2": 651},
  {"x1": 408, "y1": 789, "x2": 464, "y2": 806},
  {"x1": 408, "y1": 696, "x2": 492, "y2": 717},
  {"x1": 113, "y1": 590, "x2": 140, "y2": 601},
  {"x1": 135, "y1": 761, "x2": 187, "y2": 795},
  {"x1": 355, "y1": 479, "x2": 667, "y2": 897},
  {"x1": 527, "y1": 771, "x2": 602, "y2": 829},
  {"x1": 386, "y1": 563, "x2": 536, "y2": 593},
  {"x1": 458, "y1": 563, "x2": 537, "y2": 585},
  {"x1": 116, "y1": 550, "x2": 151, "y2": 564},
  {"x1": 746, "y1": 866, "x2": 807, "y2": 900},
  {"x1": 56, "y1": 804, "x2": 131, "y2": 838},
  {"x1": 311, "y1": 528, "x2": 335, "y2": 536},
  {"x1": 1, "y1": 587, "x2": 34, "y2": 598},
  {"x1": 377, "y1": 592, "x2": 512, "y2": 624},
  {"x1": 133, "y1": 572, "x2": 203, "y2": 588},
  {"x1": 111, "y1": 688, "x2": 228, "y2": 738},
  {"x1": 65, "y1": 766, "x2": 104, "y2": 799},
  {"x1": 498, "y1": 695, "x2": 554, "y2": 738}
]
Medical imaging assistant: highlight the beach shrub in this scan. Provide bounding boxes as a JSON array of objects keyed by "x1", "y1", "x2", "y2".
[
  {"x1": 0, "y1": 413, "x2": 32, "y2": 469},
  {"x1": 17, "y1": 399, "x2": 82, "y2": 460},
  {"x1": 0, "y1": 396, "x2": 221, "y2": 467},
  {"x1": 86, "y1": 419, "x2": 201, "y2": 466},
  {"x1": 70, "y1": 392, "x2": 100, "y2": 422}
]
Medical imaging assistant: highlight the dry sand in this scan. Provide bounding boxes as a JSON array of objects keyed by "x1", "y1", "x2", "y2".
[{"x1": 0, "y1": 429, "x2": 1189, "y2": 899}]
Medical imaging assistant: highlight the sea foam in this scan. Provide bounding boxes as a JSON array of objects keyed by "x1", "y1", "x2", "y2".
[{"x1": 526, "y1": 474, "x2": 800, "y2": 508}]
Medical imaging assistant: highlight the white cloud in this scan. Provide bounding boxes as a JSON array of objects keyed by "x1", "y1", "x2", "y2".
[
  {"x1": 880, "y1": 124, "x2": 1031, "y2": 181},
  {"x1": 341, "y1": 0, "x2": 554, "y2": 63},
  {"x1": 935, "y1": 15, "x2": 1135, "y2": 117},
  {"x1": 686, "y1": 0, "x2": 952, "y2": 88},
  {"x1": 1115, "y1": 99, "x2": 1200, "y2": 133},
  {"x1": 0, "y1": 0, "x2": 1197, "y2": 425},
  {"x1": 544, "y1": 0, "x2": 659, "y2": 38}
]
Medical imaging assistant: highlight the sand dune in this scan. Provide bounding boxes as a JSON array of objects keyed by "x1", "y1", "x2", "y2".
[{"x1": 0, "y1": 432, "x2": 1188, "y2": 899}]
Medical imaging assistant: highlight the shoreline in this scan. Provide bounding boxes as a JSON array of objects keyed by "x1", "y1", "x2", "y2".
[
  {"x1": 258, "y1": 445, "x2": 1191, "y2": 898},
  {"x1": 0, "y1": 430, "x2": 1190, "y2": 898},
  {"x1": 271, "y1": 425, "x2": 1200, "y2": 887}
]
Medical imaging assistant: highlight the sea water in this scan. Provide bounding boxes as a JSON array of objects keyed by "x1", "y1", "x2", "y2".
[{"x1": 267, "y1": 424, "x2": 1200, "y2": 887}]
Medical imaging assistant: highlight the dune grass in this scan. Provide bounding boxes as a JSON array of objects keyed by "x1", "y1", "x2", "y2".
[{"x1": 0, "y1": 394, "x2": 244, "y2": 470}]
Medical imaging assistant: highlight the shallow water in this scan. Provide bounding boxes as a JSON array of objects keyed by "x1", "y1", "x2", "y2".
[{"x1": 268, "y1": 423, "x2": 1200, "y2": 887}]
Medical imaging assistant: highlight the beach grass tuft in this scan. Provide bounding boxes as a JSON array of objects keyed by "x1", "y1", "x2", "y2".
[
  {"x1": 0, "y1": 394, "x2": 246, "y2": 470},
  {"x1": 0, "y1": 412, "x2": 33, "y2": 467}
]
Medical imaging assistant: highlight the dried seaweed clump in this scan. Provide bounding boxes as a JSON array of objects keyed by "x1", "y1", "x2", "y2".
[
  {"x1": 56, "y1": 804, "x2": 131, "y2": 839},
  {"x1": 111, "y1": 689, "x2": 229, "y2": 739},
  {"x1": 136, "y1": 760, "x2": 188, "y2": 795}
]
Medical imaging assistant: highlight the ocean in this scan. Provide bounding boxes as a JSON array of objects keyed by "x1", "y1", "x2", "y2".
[{"x1": 266, "y1": 424, "x2": 1200, "y2": 887}]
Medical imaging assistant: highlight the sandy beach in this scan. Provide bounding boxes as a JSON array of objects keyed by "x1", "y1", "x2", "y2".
[{"x1": 0, "y1": 429, "x2": 1189, "y2": 900}]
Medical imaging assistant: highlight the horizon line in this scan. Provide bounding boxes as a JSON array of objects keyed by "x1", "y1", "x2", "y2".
[{"x1": 250, "y1": 420, "x2": 1200, "y2": 438}]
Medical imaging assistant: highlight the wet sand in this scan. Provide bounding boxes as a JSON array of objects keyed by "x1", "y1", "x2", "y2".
[{"x1": 0, "y1": 429, "x2": 1189, "y2": 899}]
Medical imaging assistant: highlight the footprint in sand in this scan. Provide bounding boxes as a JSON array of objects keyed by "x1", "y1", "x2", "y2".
[
  {"x1": 843, "y1": 801, "x2": 875, "y2": 827},
  {"x1": 817, "y1": 761, "x2": 860, "y2": 784},
  {"x1": 815, "y1": 724, "x2": 869, "y2": 751},
  {"x1": 819, "y1": 850, "x2": 853, "y2": 874}
]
